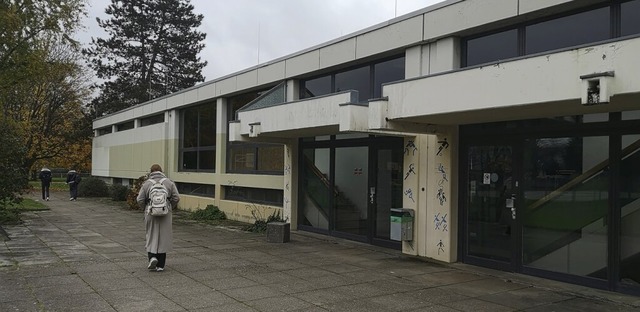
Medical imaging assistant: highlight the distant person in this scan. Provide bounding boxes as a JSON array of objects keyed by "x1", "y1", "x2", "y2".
[
  {"x1": 136, "y1": 164, "x2": 180, "y2": 272},
  {"x1": 65, "y1": 169, "x2": 81, "y2": 201},
  {"x1": 38, "y1": 167, "x2": 52, "y2": 201}
]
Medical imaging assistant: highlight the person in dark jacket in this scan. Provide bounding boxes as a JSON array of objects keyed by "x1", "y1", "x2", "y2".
[
  {"x1": 38, "y1": 167, "x2": 52, "y2": 201},
  {"x1": 66, "y1": 169, "x2": 81, "y2": 201}
]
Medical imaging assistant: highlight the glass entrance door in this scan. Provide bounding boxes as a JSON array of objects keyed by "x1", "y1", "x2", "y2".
[{"x1": 465, "y1": 143, "x2": 519, "y2": 270}]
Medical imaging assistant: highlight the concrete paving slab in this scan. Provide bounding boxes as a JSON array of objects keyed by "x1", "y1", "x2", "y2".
[{"x1": 0, "y1": 192, "x2": 639, "y2": 311}]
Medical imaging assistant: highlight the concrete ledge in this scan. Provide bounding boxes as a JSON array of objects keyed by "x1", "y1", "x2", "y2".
[{"x1": 267, "y1": 222, "x2": 290, "y2": 243}]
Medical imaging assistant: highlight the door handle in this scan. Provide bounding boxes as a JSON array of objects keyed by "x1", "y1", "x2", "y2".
[
  {"x1": 506, "y1": 194, "x2": 516, "y2": 220},
  {"x1": 370, "y1": 187, "x2": 375, "y2": 204}
]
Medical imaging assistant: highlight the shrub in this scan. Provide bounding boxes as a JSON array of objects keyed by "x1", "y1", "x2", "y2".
[
  {"x1": 126, "y1": 175, "x2": 147, "y2": 210},
  {"x1": 245, "y1": 203, "x2": 287, "y2": 233},
  {"x1": 78, "y1": 177, "x2": 110, "y2": 197},
  {"x1": 190, "y1": 205, "x2": 226, "y2": 221},
  {"x1": 110, "y1": 184, "x2": 129, "y2": 201}
]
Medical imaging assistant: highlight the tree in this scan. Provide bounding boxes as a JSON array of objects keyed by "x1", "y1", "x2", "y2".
[
  {"x1": 0, "y1": 0, "x2": 89, "y2": 199},
  {"x1": 84, "y1": 0, "x2": 208, "y2": 117}
]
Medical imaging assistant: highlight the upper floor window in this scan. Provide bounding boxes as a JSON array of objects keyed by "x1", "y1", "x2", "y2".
[
  {"x1": 525, "y1": 7, "x2": 610, "y2": 55},
  {"x1": 116, "y1": 121, "x2": 134, "y2": 132},
  {"x1": 97, "y1": 127, "x2": 112, "y2": 136},
  {"x1": 622, "y1": 0, "x2": 640, "y2": 36},
  {"x1": 180, "y1": 102, "x2": 216, "y2": 172},
  {"x1": 463, "y1": 1, "x2": 640, "y2": 67},
  {"x1": 140, "y1": 113, "x2": 165, "y2": 127},
  {"x1": 300, "y1": 55, "x2": 405, "y2": 102}
]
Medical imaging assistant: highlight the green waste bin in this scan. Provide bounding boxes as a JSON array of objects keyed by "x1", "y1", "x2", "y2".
[{"x1": 390, "y1": 208, "x2": 414, "y2": 241}]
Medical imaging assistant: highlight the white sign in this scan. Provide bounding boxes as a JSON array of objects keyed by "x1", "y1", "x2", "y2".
[{"x1": 483, "y1": 173, "x2": 491, "y2": 185}]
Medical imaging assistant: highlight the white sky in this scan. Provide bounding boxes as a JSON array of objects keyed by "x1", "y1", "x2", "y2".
[{"x1": 78, "y1": 0, "x2": 447, "y2": 83}]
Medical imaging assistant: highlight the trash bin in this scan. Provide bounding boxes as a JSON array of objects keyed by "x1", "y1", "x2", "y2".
[{"x1": 390, "y1": 208, "x2": 414, "y2": 241}]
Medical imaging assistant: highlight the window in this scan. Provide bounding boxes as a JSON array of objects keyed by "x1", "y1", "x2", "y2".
[
  {"x1": 300, "y1": 55, "x2": 405, "y2": 103},
  {"x1": 227, "y1": 91, "x2": 284, "y2": 174},
  {"x1": 180, "y1": 103, "x2": 216, "y2": 171},
  {"x1": 116, "y1": 121, "x2": 134, "y2": 132},
  {"x1": 525, "y1": 7, "x2": 610, "y2": 54},
  {"x1": 621, "y1": 0, "x2": 640, "y2": 37},
  {"x1": 373, "y1": 57, "x2": 405, "y2": 98},
  {"x1": 97, "y1": 127, "x2": 112, "y2": 136},
  {"x1": 301, "y1": 75, "x2": 331, "y2": 98},
  {"x1": 176, "y1": 183, "x2": 215, "y2": 197},
  {"x1": 463, "y1": 4, "x2": 626, "y2": 67},
  {"x1": 140, "y1": 113, "x2": 164, "y2": 127},
  {"x1": 465, "y1": 29, "x2": 518, "y2": 67},
  {"x1": 225, "y1": 186, "x2": 283, "y2": 206},
  {"x1": 335, "y1": 65, "x2": 370, "y2": 102}
]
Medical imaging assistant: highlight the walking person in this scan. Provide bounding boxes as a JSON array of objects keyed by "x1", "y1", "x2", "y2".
[
  {"x1": 66, "y1": 169, "x2": 81, "y2": 201},
  {"x1": 136, "y1": 164, "x2": 180, "y2": 272},
  {"x1": 38, "y1": 167, "x2": 52, "y2": 201}
]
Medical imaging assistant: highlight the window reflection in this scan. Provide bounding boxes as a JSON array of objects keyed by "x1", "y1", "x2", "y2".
[
  {"x1": 466, "y1": 29, "x2": 518, "y2": 67},
  {"x1": 522, "y1": 136, "x2": 608, "y2": 278},
  {"x1": 621, "y1": 0, "x2": 640, "y2": 37},
  {"x1": 619, "y1": 135, "x2": 640, "y2": 286}
]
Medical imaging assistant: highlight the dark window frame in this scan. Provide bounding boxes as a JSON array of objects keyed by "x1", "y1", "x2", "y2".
[
  {"x1": 116, "y1": 121, "x2": 134, "y2": 132},
  {"x1": 176, "y1": 182, "x2": 215, "y2": 198},
  {"x1": 462, "y1": 1, "x2": 639, "y2": 67},
  {"x1": 224, "y1": 185, "x2": 284, "y2": 206},
  {"x1": 140, "y1": 113, "x2": 165, "y2": 127},
  {"x1": 179, "y1": 102, "x2": 216, "y2": 172},
  {"x1": 300, "y1": 54, "x2": 406, "y2": 102}
]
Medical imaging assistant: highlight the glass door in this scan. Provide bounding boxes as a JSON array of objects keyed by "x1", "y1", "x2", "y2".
[
  {"x1": 334, "y1": 146, "x2": 369, "y2": 237},
  {"x1": 465, "y1": 143, "x2": 520, "y2": 270}
]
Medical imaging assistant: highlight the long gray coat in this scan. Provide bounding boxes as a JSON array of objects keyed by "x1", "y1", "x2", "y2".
[{"x1": 136, "y1": 171, "x2": 180, "y2": 254}]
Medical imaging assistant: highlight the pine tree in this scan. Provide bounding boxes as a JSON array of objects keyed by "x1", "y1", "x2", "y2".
[{"x1": 84, "y1": 0, "x2": 207, "y2": 116}]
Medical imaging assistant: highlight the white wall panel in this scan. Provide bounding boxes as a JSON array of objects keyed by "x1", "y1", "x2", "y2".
[
  {"x1": 424, "y1": 0, "x2": 518, "y2": 40},
  {"x1": 285, "y1": 50, "x2": 320, "y2": 77},
  {"x1": 319, "y1": 38, "x2": 356, "y2": 69},
  {"x1": 198, "y1": 83, "x2": 216, "y2": 101},
  {"x1": 217, "y1": 76, "x2": 237, "y2": 95},
  {"x1": 356, "y1": 16, "x2": 423, "y2": 59},
  {"x1": 237, "y1": 70, "x2": 258, "y2": 91},
  {"x1": 258, "y1": 61, "x2": 286, "y2": 85}
]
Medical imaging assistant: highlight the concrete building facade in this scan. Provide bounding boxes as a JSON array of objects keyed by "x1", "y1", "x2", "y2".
[{"x1": 92, "y1": 0, "x2": 640, "y2": 295}]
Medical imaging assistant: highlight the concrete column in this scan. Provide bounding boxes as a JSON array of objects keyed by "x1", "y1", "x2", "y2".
[
  {"x1": 424, "y1": 126, "x2": 456, "y2": 262},
  {"x1": 286, "y1": 79, "x2": 299, "y2": 101},
  {"x1": 429, "y1": 37, "x2": 461, "y2": 74},
  {"x1": 215, "y1": 97, "x2": 228, "y2": 205},
  {"x1": 283, "y1": 139, "x2": 298, "y2": 229},
  {"x1": 405, "y1": 44, "x2": 431, "y2": 79}
]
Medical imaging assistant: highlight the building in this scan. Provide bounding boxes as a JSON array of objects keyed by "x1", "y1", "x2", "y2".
[{"x1": 92, "y1": 0, "x2": 640, "y2": 295}]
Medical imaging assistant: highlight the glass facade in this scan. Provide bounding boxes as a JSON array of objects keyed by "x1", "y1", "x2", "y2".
[
  {"x1": 300, "y1": 55, "x2": 405, "y2": 103},
  {"x1": 465, "y1": 29, "x2": 518, "y2": 67},
  {"x1": 180, "y1": 103, "x2": 216, "y2": 171},
  {"x1": 525, "y1": 7, "x2": 610, "y2": 54},
  {"x1": 464, "y1": 2, "x2": 640, "y2": 66},
  {"x1": 621, "y1": 0, "x2": 640, "y2": 37},
  {"x1": 522, "y1": 137, "x2": 609, "y2": 278},
  {"x1": 227, "y1": 91, "x2": 284, "y2": 174},
  {"x1": 462, "y1": 113, "x2": 640, "y2": 293}
]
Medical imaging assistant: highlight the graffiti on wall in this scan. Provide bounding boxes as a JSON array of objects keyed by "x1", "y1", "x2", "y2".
[
  {"x1": 434, "y1": 213, "x2": 448, "y2": 231},
  {"x1": 404, "y1": 188, "x2": 415, "y2": 203},
  {"x1": 405, "y1": 140, "x2": 418, "y2": 156},
  {"x1": 404, "y1": 163, "x2": 416, "y2": 180}
]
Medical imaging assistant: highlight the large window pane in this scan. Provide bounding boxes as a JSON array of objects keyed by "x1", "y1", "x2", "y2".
[
  {"x1": 526, "y1": 7, "x2": 610, "y2": 54},
  {"x1": 621, "y1": 0, "x2": 640, "y2": 36},
  {"x1": 199, "y1": 104, "x2": 216, "y2": 147},
  {"x1": 183, "y1": 108, "x2": 198, "y2": 148},
  {"x1": 257, "y1": 145, "x2": 284, "y2": 171},
  {"x1": 466, "y1": 29, "x2": 518, "y2": 67},
  {"x1": 620, "y1": 135, "x2": 640, "y2": 287},
  {"x1": 373, "y1": 57, "x2": 405, "y2": 98},
  {"x1": 301, "y1": 75, "x2": 331, "y2": 99},
  {"x1": 301, "y1": 148, "x2": 330, "y2": 230},
  {"x1": 522, "y1": 136, "x2": 608, "y2": 279},
  {"x1": 335, "y1": 66, "x2": 370, "y2": 102}
]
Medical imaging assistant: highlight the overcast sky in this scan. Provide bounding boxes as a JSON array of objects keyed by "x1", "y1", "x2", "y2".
[{"x1": 78, "y1": 0, "x2": 446, "y2": 83}]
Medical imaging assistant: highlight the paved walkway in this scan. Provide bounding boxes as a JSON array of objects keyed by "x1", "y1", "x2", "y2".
[{"x1": 1, "y1": 192, "x2": 639, "y2": 311}]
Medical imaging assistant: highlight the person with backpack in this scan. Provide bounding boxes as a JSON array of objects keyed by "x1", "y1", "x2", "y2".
[
  {"x1": 38, "y1": 167, "x2": 53, "y2": 201},
  {"x1": 136, "y1": 164, "x2": 180, "y2": 272},
  {"x1": 66, "y1": 169, "x2": 81, "y2": 201}
]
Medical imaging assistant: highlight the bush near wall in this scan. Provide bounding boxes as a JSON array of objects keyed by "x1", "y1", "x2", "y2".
[{"x1": 78, "y1": 177, "x2": 110, "y2": 197}]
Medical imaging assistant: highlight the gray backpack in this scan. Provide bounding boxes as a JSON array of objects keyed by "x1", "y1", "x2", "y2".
[{"x1": 146, "y1": 178, "x2": 169, "y2": 216}]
